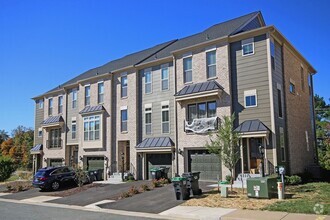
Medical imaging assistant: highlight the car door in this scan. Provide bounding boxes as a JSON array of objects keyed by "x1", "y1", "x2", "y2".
[
  {"x1": 50, "y1": 168, "x2": 64, "y2": 182},
  {"x1": 62, "y1": 167, "x2": 75, "y2": 182}
]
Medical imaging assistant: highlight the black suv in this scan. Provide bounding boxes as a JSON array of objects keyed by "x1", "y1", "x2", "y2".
[{"x1": 32, "y1": 166, "x2": 77, "y2": 191}]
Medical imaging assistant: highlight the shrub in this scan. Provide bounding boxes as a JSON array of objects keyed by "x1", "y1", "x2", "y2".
[
  {"x1": 6, "y1": 185, "x2": 12, "y2": 191},
  {"x1": 225, "y1": 175, "x2": 232, "y2": 183},
  {"x1": 140, "y1": 184, "x2": 149, "y2": 192},
  {"x1": 152, "y1": 179, "x2": 160, "y2": 188},
  {"x1": 74, "y1": 166, "x2": 86, "y2": 187},
  {"x1": 0, "y1": 156, "x2": 16, "y2": 182},
  {"x1": 120, "y1": 191, "x2": 130, "y2": 198},
  {"x1": 127, "y1": 175, "x2": 135, "y2": 181},
  {"x1": 285, "y1": 175, "x2": 302, "y2": 185},
  {"x1": 128, "y1": 186, "x2": 139, "y2": 195},
  {"x1": 158, "y1": 178, "x2": 169, "y2": 186},
  {"x1": 17, "y1": 185, "x2": 24, "y2": 191},
  {"x1": 18, "y1": 172, "x2": 33, "y2": 180}
]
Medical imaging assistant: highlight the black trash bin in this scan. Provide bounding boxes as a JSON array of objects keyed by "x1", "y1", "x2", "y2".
[
  {"x1": 171, "y1": 177, "x2": 190, "y2": 200},
  {"x1": 182, "y1": 172, "x2": 202, "y2": 195},
  {"x1": 150, "y1": 168, "x2": 162, "y2": 180},
  {"x1": 160, "y1": 166, "x2": 170, "y2": 179},
  {"x1": 92, "y1": 169, "x2": 104, "y2": 181}
]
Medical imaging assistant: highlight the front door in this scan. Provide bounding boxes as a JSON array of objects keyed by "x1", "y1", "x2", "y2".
[{"x1": 249, "y1": 138, "x2": 262, "y2": 174}]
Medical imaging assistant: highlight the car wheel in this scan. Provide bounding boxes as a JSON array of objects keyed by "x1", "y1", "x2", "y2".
[{"x1": 51, "y1": 181, "x2": 60, "y2": 191}]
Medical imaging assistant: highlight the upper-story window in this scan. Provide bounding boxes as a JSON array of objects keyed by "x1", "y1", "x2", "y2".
[
  {"x1": 244, "y1": 90, "x2": 257, "y2": 108},
  {"x1": 38, "y1": 128, "x2": 42, "y2": 137},
  {"x1": 48, "y1": 128, "x2": 61, "y2": 148},
  {"x1": 144, "y1": 69, "x2": 152, "y2": 94},
  {"x1": 72, "y1": 89, "x2": 77, "y2": 109},
  {"x1": 162, "y1": 103, "x2": 170, "y2": 134},
  {"x1": 289, "y1": 82, "x2": 295, "y2": 94},
  {"x1": 98, "y1": 82, "x2": 104, "y2": 104},
  {"x1": 83, "y1": 116, "x2": 100, "y2": 141},
  {"x1": 242, "y1": 38, "x2": 254, "y2": 56},
  {"x1": 121, "y1": 109, "x2": 128, "y2": 132},
  {"x1": 206, "y1": 50, "x2": 216, "y2": 78},
  {"x1": 85, "y1": 85, "x2": 90, "y2": 106},
  {"x1": 183, "y1": 56, "x2": 192, "y2": 83},
  {"x1": 270, "y1": 41, "x2": 275, "y2": 70},
  {"x1": 38, "y1": 99, "x2": 44, "y2": 109},
  {"x1": 71, "y1": 120, "x2": 76, "y2": 140},
  {"x1": 145, "y1": 106, "x2": 152, "y2": 135},
  {"x1": 121, "y1": 74, "x2": 128, "y2": 98},
  {"x1": 58, "y1": 96, "x2": 63, "y2": 114},
  {"x1": 187, "y1": 101, "x2": 216, "y2": 123},
  {"x1": 48, "y1": 98, "x2": 53, "y2": 116},
  {"x1": 277, "y1": 88, "x2": 283, "y2": 118},
  {"x1": 161, "y1": 65, "x2": 169, "y2": 91}
]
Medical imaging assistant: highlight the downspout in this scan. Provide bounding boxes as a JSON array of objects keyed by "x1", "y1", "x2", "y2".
[{"x1": 173, "y1": 55, "x2": 179, "y2": 176}]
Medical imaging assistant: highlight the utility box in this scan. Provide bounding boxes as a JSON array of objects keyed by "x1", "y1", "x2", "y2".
[{"x1": 247, "y1": 176, "x2": 277, "y2": 199}]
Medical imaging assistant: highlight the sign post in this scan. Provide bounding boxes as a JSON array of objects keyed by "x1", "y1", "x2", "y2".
[{"x1": 277, "y1": 166, "x2": 285, "y2": 200}]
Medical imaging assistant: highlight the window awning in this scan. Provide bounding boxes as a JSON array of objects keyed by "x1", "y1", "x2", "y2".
[
  {"x1": 234, "y1": 119, "x2": 270, "y2": 138},
  {"x1": 79, "y1": 105, "x2": 105, "y2": 114},
  {"x1": 175, "y1": 80, "x2": 223, "y2": 101},
  {"x1": 41, "y1": 116, "x2": 64, "y2": 127},
  {"x1": 136, "y1": 137, "x2": 175, "y2": 152},
  {"x1": 30, "y1": 144, "x2": 43, "y2": 154}
]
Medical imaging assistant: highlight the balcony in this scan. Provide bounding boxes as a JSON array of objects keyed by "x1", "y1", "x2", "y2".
[
  {"x1": 46, "y1": 139, "x2": 62, "y2": 149},
  {"x1": 184, "y1": 117, "x2": 219, "y2": 134}
]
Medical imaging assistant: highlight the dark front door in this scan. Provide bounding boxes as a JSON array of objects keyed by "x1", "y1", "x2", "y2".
[{"x1": 249, "y1": 138, "x2": 262, "y2": 173}]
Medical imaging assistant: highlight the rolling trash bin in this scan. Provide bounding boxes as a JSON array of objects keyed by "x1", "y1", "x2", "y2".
[
  {"x1": 150, "y1": 168, "x2": 162, "y2": 180},
  {"x1": 182, "y1": 172, "x2": 202, "y2": 195},
  {"x1": 171, "y1": 177, "x2": 190, "y2": 200}
]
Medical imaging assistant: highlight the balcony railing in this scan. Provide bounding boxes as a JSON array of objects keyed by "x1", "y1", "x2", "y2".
[
  {"x1": 46, "y1": 139, "x2": 62, "y2": 149},
  {"x1": 184, "y1": 117, "x2": 219, "y2": 134}
]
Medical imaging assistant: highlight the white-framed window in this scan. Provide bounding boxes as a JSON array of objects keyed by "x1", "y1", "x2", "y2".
[
  {"x1": 48, "y1": 128, "x2": 61, "y2": 148},
  {"x1": 83, "y1": 116, "x2": 100, "y2": 141},
  {"x1": 72, "y1": 89, "x2": 77, "y2": 109},
  {"x1": 85, "y1": 85, "x2": 90, "y2": 106},
  {"x1": 38, "y1": 99, "x2": 44, "y2": 109},
  {"x1": 244, "y1": 90, "x2": 257, "y2": 108},
  {"x1": 145, "y1": 105, "x2": 152, "y2": 135},
  {"x1": 71, "y1": 120, "x2": 76, "y2": 139},
  {"x1": 161, "y1": 65, "x2": 169, "y2": 91},
  {"x1": 280, "y1": 127, "x2": 285, "y2": 162},
  {"x1": 38, "y1": 128, "x2": 42, "y2": 137},
  {"x1": 48, "y1": 98, "x2": 53, "y2": 116},
  {"x1": 206, "y1": 50, "x2": 216, "y2": 78},
  {"x1": 183, "y1": 55, "x2": 192, "y2": 83},
  {"x1": 270, "y1": 40, "x2": 275, "y2": 70},
  {"x1": 161, "y1": 102, "x2": 170, "y2": 134},
  {"x1": 121, "y1": 109, "x2": 128, "y2": 132},
  {"x1": 242, "y1": 38, "x2": 254, "y2": 56},
  {"x1": 289, "y1": 82, "x2": 295, "y2": 94},
  {"x1": 98, "y1": 82, "x2": 104, "y2": 104},
  {"x1": 121, "y1": 75, "x2": 128, "y2": 98},
  {"x1": 58, "y1": 96, "x2": 63, "y2": 114},
  {"x1": 187, "y1": 101, "x2": 216, "y2": 123},
  {"x1": 144, "y1": 69, "x2": 152, "y2": 94}
]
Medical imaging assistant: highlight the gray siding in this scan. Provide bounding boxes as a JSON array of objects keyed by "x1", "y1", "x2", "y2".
[
  {"x1": 66, "y1": 88, "x2": 79, "y2": 143},
  {"x1": 138, "y1": 62, "x2": 175, "y2": 142},
  {"x1": 237, "y1": 17, "x2": 262, "y2": 33},
  {"x1": 34, "y1": 100, "x2": 44, "y2": 145},
  {"x1": 231, "y1": 34, "x2": 271, "y2": 129}
]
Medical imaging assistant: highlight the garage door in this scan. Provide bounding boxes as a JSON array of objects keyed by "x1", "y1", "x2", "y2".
[
  {"x1": 188, "y1": 150, "x2": 221, "y2": 181},
  {"x1": 49, "y1": 159, "x2": 63, "y2": 167},
  {"x1": 87, "y1": 157, "x2": 104, "y2": 171},
  {"x1": 147, "y1": 153, "x2": 172, "y2": 179}
]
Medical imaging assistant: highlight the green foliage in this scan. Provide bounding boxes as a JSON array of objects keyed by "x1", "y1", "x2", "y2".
[
  {"x1": 285, "y1": 175, "x2": 302, "y2": 185},
  {"x1": 0, "y1": 156, "x2": 16, "y2": 182},
  {"x1": 127, "y1": 175, "x2": 135, "y2": 181},
  {"x1": 74, "y1": 166, "x2": 87, "y2": 187},
  {"x1": 225, "y1": 175, "x2": 232, "y2": 183},
  {"x1": 0, "y1": 130, "x2": 9, "y2": 146},
  {"x1": 206, "y1": 114, "x2": 240, "y2": 190}
]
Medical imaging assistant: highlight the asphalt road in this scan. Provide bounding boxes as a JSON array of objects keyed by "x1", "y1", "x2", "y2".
[{"x1": 0, "y1": 200, "x2": 159, "y2": 220}]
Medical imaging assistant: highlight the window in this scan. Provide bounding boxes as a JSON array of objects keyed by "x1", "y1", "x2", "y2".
[
  {"x1": 121, "y1": 109, "x2": 128, "y2": 132},
  {"x1": 98, "y1": 82, "x2": 104, "y2": 104},
  {"x1": 121, "y1": 75, "x2": 127, "y2": 98},
  {"x1": 162, "y1": 104, "x2": 169, "y2": 134},
  {"x1": 183, "y1": 56, "x2": 192, "y2": 83},
  {"x1": 270, "y1": 41, "x2": 275, "y2": 70},
  {"x1": 38, "y1": 129, "x2": 42, "y2": 137},
  {"x1": 72, "y1": 89, "x2": 77, "y2": 109},
  {"x1": 278, "y1": 89, "x2": 283, "y2": 118},
  {"x1": 161, "y1": 66, "x2": 169, "y2": 90},
  {"x1": 280, "y1": 127, "x2": 285, "y2": 162},
  {"x1": 206, "y1": 50, "x2": 216, "y2": 78},
  {"x1": 144, "y1": 70, "x2": 152, "y2": 94},
  {"x1": 83, "y1": 116, "x2": 100, "y2": 141},
  {"x1": 85, "y1": 86, "x2": 90, "y2": 106},
  {"x1": 48, "y1": 128, "x2": 61, "y2": 148},
  {"x1": 71, "y1": 121, "x2": 76, "y2": 139},
  {"x1": 38, "y1": 99, "x2": 44, "y2": 109},
  {"x1": 187, "y1": 101, "x2": 217, "y2": 123},
  {"x1": 244, "y1": 90, "x2": 257, "y2": 108},
  {"x1": 242, "y1": 38, "x2": 254, "y2": 56},
  {"x1": 48, "y1": 98, "x2": 53, "y2": 116},
  {"x1": 289, "y1": 82, "x2": 295, "y2": 94},
  {"x1": 145, "y1": 107, "x2": 152, "y2": 135},
  {"x1": 301, "y1": 67, "x2": 305, "y2": 92},
  {"x1": 58, "y1": 96, "x2": 63, "y2": 114}
]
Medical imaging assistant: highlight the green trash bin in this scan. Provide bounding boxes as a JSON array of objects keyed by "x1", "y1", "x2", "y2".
[
  {"x1": 247, "y1": 176, "x2": 278, "y2": 199},
  {"x1": 150, "y1": 168, "x2": 161, "y2": 180},
  {"x1": 171, "y1": 177, "x2": 190, "y2": 200},
  {"x1": 182, "y1": 172, "x2": 202, "y2": 195}
]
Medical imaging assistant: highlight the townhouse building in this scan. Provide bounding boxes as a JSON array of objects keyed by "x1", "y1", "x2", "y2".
[{"x1": 31, "y1": 11, "x2": 317, "y2": 181}]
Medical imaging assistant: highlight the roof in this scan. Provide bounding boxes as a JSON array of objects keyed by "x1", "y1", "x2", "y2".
[
  {"x1": 79, "y1": 105, "x2": 105, "y2": 114},
  {"x1": 136, "y1": 137, "x2": 175, "y2": 149},
  {"x1": 30, "y1": 144, "x2": 43, "y2": 152},
  {"x1": 41, "y1": 116, "x2": 64, "y2": 125},
  {"x1": 175, "y1": 80, "x2": 223, "y2": 97},
  {"x1": 234, "y1": 119, "x2": 269, "y2": 133}
]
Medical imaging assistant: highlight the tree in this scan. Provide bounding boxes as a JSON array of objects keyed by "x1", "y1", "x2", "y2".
[
  {"x1": 0, "y1": 156, "x2": 15, "y2": 181},
  {"x1": 206, "y1": 115, "x2": 240, "y2": 191},
  {"x1": 11, "y1": 126, "x2": 34, "y2": 168},
  {"x1": 0, "y1": 129, "x2": 9, "y2": 145},
  {"x1": 0, "y1": 138, "x2": 13, "y2": 156}
]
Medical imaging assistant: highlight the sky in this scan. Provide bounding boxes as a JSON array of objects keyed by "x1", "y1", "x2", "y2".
[{"x1": 0, "y1": 0, "x2": 329, "y2": 134}]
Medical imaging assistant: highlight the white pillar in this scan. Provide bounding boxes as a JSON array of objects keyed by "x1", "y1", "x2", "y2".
[{"x1": 240, "y1": 139, "x2": 244, "y2": 174}]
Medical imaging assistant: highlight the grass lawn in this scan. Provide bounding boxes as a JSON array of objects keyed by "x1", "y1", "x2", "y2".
[{"x1": 183, "y1": 182, "x2": 330, "y2": 215}]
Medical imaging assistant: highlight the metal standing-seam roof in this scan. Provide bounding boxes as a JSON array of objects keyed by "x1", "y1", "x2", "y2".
[
  {"x1": 79, "y1": 105, "x2": 105, "y2": 114},
  {"x1": 41, "y1": 116, "x2": 64, "y2": 125},
  {"x1": 136, "y1": 137, "x2": 175, "y2": 149},
  {"x1": 30, "y1": 144, "x2": 43, "y2": 152},
  {"x1": 234, "y1": 119, "x2": 269, "y2": 133},
  {"x1": 175, "y1": 80, "x2": 223, "y2": 97}
]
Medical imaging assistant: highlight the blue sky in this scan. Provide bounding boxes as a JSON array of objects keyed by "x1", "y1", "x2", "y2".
[{"x1": 0, "y1": 0, "x2": 329, "y2": 134}]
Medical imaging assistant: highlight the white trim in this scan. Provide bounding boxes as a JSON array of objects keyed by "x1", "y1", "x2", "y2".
[
  {"x1": 121, "y1": 72, "x2": 127, "y2": 77},
  {"x1": 161, "y1": 102, "x2": 170, "y2": 134},
  {"x1": 71, "y1": 117, "x2": 76, "y2": 121},
  {"x1": 136, "y1": 147, "x2": 173, "y2": 152},
  {"x1": 120, "y1": 106, "x2": 127, "y2": 110},
  {"x1": 242, "y1": 38, "x2": 255, "y2": 56},
  {"x1": 144, "y1": 103, "x2": 152, "y2": 109},
  {"x1": 205, "y1": 45, "x2": 216, "y2": 52},
  {"x1": 161, "y1": 100, "x2": 169, "y2": 106},
  {"x1": 244, "y1": 89, "x2": 257, "y2": 108},
  {"x1": 175, "y1": 90, "x2": 220, "y2": 102},
  {"x1": 161, "y1": 65, "x2": 170, "y2": 91},
  {"x1": 84, "y1": 84, "x2": 90, "y2": 87},
  {"x1": 144, "y1": 68, "x2": 152, "y2": 94}
]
